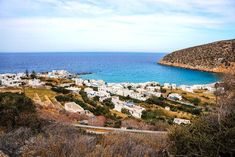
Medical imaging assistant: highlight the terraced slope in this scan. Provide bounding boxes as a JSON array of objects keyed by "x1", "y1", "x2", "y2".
[{"x1": 158, "y1": 39, "x2": 235, "y2": 73}]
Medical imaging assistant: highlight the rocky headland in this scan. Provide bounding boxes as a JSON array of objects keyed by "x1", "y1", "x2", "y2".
[{"x1": 158, "y1": 39, "x2": 235, "y2": 73}]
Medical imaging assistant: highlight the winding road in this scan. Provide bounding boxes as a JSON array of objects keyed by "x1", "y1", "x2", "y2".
[{"x1": 73, "y1": 124, "x2": 167, "y2": 134}]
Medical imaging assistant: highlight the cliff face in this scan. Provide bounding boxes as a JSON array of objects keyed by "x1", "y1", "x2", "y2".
[{"x1": 158, "y1": 39, "x2": 235, "y2": 73}]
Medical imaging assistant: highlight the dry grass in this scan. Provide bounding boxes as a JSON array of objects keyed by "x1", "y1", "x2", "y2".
[
  {"x1": 40, "y1": 77, "x2": 74, "y2": 85},
  {"x1": 111, "y1": 110, "x2": 128, "y2": 118},
  {"x1": 157, "y1": 107, "x2": 193, "y2": 119},
  {"x1": 25, "y1": 87, "x2": 57, "y2": 102},
  {"x1": 171, "y1": 89, "x2": 216, "y2": 104},
  {"x1": 0, "y1": 87, "x2": 22, "y2": 93}
]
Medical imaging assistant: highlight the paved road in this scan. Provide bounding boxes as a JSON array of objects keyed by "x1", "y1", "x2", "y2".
[{"x1": 73, "y1": 124, "x2": 167, "y2": 134}]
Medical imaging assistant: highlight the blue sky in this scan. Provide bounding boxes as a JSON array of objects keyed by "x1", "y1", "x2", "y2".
[{"x1": 0, "y1": 0, "x2": 235, "y2": 52}]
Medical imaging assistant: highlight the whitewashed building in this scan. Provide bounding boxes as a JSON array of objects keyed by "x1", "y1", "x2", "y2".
[
  {"x1": 168, "y1": 93, "x2": 183, "y2": 100},
  {"x1": 28, "y1": 79, "x2": 43, "y2": 87},
  {"x1": 173, "y1": 118, "x2": 191, "y2": 125},
  {"x1": 64, "y1": 102, "x2": 85, "y2": 113},
  {"x1": 73, "y1": 78, "x2": 84, "y2": 86},
  {"x1": 111, "y1": 96, "x2": 145, "y2": 118},
  {"x1": 65, "y1": 87, "x2": 81, "y2": 93}
]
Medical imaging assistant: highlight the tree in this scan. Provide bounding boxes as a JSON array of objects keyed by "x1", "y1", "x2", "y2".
[
  {"x1": 25, "y1": 69, "x2": 29, "y2": 77},
  {"x1": 30, "y1": 70, "x2": 37, "y2": 79}
]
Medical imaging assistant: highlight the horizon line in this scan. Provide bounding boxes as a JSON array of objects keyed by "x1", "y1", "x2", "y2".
[{"x1": 0, "y1": 51, "x2": 169, "y2": 54}]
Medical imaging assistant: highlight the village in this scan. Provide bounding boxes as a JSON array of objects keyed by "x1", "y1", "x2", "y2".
[{"x1": 0, "y1": 70, "x2": 217, "y2": 128}]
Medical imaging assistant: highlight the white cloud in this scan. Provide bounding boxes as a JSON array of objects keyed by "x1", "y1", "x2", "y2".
[{"x1": 0, "y1": 0, "x2": 234, "y2": 52}]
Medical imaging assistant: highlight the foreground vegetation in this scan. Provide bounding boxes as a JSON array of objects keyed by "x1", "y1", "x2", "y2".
[
  {"x1": 169, "y1": 71, "x2": 235, "y2": 157},
  {"x1": 0, "y1": 93, "x2": 168, "y2": 157}
]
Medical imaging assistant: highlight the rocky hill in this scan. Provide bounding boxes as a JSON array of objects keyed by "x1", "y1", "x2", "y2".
[{"x1": 158, "y1": 39, "x2": 235, "y2": 73}]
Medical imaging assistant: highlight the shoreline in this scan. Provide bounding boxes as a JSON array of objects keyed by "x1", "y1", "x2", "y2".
[
  {"x1": 158, "y1": 60, "x2": 233, "y2": 73},
  {"x1": 0, "y1": 70, "x2": 218, "y2": 88}
]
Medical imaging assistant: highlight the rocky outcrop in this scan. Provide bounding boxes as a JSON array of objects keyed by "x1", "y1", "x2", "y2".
[{"x1": 158, "y1": 39, "x2": 235, "y2": 73}]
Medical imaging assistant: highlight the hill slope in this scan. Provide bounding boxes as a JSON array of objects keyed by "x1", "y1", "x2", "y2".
[{"x1": 158, "y1": 39, "x2": 235, "y2": 73}]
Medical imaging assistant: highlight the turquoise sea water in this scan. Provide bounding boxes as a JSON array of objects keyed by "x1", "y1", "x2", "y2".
[{"x1": 0, "y1": 52, "x2": 220, "y2": 85}]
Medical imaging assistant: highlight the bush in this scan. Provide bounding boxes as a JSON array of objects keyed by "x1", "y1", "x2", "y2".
[
  {"x1": 190, "y1": 98, "x2": 201, "y2": 105},
  {"x1": 0, "y1": 92, "x2": 35, "y2": 113},
  {"x1": 169, "y1": 113, "x2": 235, "y2": 157},
  {"x1": 146, "y1": 96, "x2": 169, "y2": 108},
  {"x1": 51, "y1": 87, "x2": 70, "y2": 94},
  {"x1": 92, "y1": 106, "x2": 110, "y2": 116},
  {"x1": 141, "y1": 109, "x2": 169, "y2": 124},
  {"x1": 79, "y1": 90, "x2": 97, "y2": 107},
  {"x1": 0, "y1": 93, "x2": 44, "y2": 131},
  {"x1": 93, "y1": 96, "x2": 100, "y2": 102},
  {"x1": 160, "y1": 87, "x2": 166, "y2": 93},
  {"x1": 30, "y1": 70, "x2": 37, "y2": 79},
  {"x1": 118, "y1": 95, "x2": 142, "y2": 103},
  {"x1": 55, "y1": 95, "x2": 73, "y2": 102},
  {"x1": 121, "y1": 108, "x2": 131, "y2": 115},
  {"x1": 169, "y1": 71, "x2": 235, "y2": 156},
  {"x1": 113, "y1": 120, "x2": 122, "y2": 128},
  {"x1": 102, "y1": 98, "x2": 115, "y2": 109}
]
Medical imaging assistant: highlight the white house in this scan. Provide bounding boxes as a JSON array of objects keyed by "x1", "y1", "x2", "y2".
[
  {"x1": 84, "y1": 87, "x2": 93, "y2": 93},
  {"x1": 47, "y1": 70, "x2": 70, "y2": 78},
  {"x1": 168, "y1": 93, "x2": 183, "y2": 100},
  {"x1": 0, "y1": 74, "x2": 22, "y2": 87},
  {"x1": 146, "y1": 86, "x2": 160, "y2": 92},
  {"x1": 112, "y1": 96, "x2": 124, "y2": 112},
  {"x1": 163, "y1": 83, "x2": 171, "y2": 89},
  {"x1": 65, "y1": 87, "x2": 81, "y2": 93},
  {"x1": 123, "y1": 102, "x2": 145, "y2": 118},
  {"x1": 173, "y1": 118, "x2": 191, "y2": 125},
  {"x1": 179, "y1": 85, "x2": 194, "y2": 93},
  {"x1": 111, "y1": 96, "x2": 145, "y2": 119},
  {"x1": 172, "y1": 84, "x2": 177, "y2": 89},
  {"x1": 165, "y1": 106, "x2": 170, "y2": 111},
  {"x1": 90, "y1": 79, "x2": 105, "y2": 87},
  {"x1": 73, "y1": 78, "x2": 84, "y2": 86},
  {"x1": 83, "y1": 80, "x2": 91, "y2": 86},
  {"x1": 28, "y1": 79, "x2": 43, "y2": 87},
  {"x1": 64, "y1": 102, "x2": 85, "y2": 114}
]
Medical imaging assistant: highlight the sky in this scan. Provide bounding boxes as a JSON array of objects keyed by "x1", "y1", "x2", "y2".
[{"x1": 0, "y1": 0, "x2": 235, "y2": 52}]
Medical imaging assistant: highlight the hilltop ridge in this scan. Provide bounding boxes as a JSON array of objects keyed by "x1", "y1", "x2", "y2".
[{"x1": 158, "y1": 39, "x2": 235, "y2": 73}]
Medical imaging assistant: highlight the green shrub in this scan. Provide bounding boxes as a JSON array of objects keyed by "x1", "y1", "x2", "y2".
[
  {"x1": 103, "y1": 98, "x2": 115, "y2": 109},
  {"x1": 190, "y1": 98, "x2": 201, "y2": 105},
  {"x1": 0, "y1": 93, "x2": 37, "y2": 130},
  {"x1": 79, "y1": 90, "x2": 97, "y2": 107},
  {"x1": 160, "y1": 87, "x2": 166, "y2": 93},
  {"x1": 55, "y1": 95, "x2": 73, "y2": 102},
  {"x1": 146, "y1": 96, "x2": 169, "y2": 108},
  {"x1": 169, "y1": 113, "x2": 235, "y2": 157},
  {"x1": 92, "y1": 106, "x2": 110, "y2": 116},
  {"x1": 0, "y1": 92, "x2": 35, "y2": 113},
  {"x1": 121, "y1": 108, "x2": 131, "y2": 115},
  {"x1": 51, "y1": 87, "x2": 70, "y2": 94}
]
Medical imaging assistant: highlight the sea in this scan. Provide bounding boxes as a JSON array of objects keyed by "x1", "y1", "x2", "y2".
[{"x1": 0, "y1": 52, "x2": 220, "y2": 85}]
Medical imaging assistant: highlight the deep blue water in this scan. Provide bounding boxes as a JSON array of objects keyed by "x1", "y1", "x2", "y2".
[{"x1": 0, "y1": 52, "x2": 220, "y2": 85}]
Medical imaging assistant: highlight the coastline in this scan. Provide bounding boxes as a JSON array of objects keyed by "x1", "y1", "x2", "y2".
[
  {"x1": 0, "y1": 70, "x2": 218, "y2": 88},
  {"x1": 158, "y1": 60, "x2": 234, "y2": 73}
]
